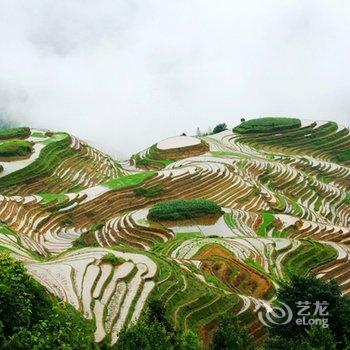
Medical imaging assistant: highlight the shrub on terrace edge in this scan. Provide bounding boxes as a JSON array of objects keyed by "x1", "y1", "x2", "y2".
[
  {"x1": 212, "y1": 123, "x2": 228, "y2": 134},
  {"x1": 148, "y1": 199, "x2": 223, "y2": 221}
]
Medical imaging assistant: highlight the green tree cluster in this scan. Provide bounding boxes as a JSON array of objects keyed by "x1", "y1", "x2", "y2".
[
  {"x1": 210, "y1": 276, "x2": 350, "y2": 350},
  {"x1": 0, "y1": 253, "x2": 95, "y2": 349},
  {"x1": 265, "y1": 275, "x2": 350, "y2": 349},
  {"x1": 212, "y1": 123, "x2": 228, "y2": 134},
  {"x1": 114, "y1": 297, "x2": 200, "y2": 350},
  {"x1": 211, "y1": 314, "x2": 256, "y2": 350}
]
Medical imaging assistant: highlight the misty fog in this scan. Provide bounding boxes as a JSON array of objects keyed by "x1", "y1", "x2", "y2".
[{"x1": 0, "y1": 1, "x2": 349, "y2": 159}]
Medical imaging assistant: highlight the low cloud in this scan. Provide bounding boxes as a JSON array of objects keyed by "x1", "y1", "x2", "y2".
[{"x1": 0, "y1": 0, "x2": 349, "y2": 158}]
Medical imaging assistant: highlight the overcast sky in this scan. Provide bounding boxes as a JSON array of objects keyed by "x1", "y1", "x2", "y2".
[{"x1": 0, "y1": 1, "x2": 349, "y2": 158}]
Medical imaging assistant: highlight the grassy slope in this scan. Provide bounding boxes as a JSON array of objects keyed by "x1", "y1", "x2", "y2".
[{"x1": 104, "y1": 171, "x2": 156, "y2": 190}]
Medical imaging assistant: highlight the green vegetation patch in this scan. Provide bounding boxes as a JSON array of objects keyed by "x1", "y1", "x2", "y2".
[
  {"x1": 335, "y1": 149, "x2": 350, "y2": 163},
  {"x1": 133, "y1": 140, "x2": 208, "y2": 170},
  {"x1": 282, "y1": 239, "x2": 337, "y2": 279},
  {"x1": 290, "y1": 200, "x2": 303, "y2": 216},
  {"x1": 133, "y1": 143, "x2": 180, "y2": 169},
  {"x1": 137, "y1": 155, "x2": 171, "y2": 167},
  {"x1": 0, "y1": 225, "x2": 16, "y2": 237},
  {"x1": 134, "y1": 185, "x2": 167, "y2": 198},
  {"x1": 266, "y1": 275, "x2": 350, "y2": 349},
  {"x1": 316, "y1": 172, "x2": 332, "y2": 184},
  {"x1": 344, "y1": 192, "x2": 350, "y2": 205},
  {"x1": 0, "y1": 126, "x2": 30, "y2": 140},
  {"x1": 258, "y1": 212, "x2": 275, "y2": 236},
  {"x1": 68, "y1": 184, "x2": 85, "y2": 193},
  {"x1": 224, "y1": 212, "x2": 236, "y2": 228},
  {"x1": 42, "y1": 132, "x2": 69, "y2": 145},
  {"x1": 101, "y1": 252, "x2": 126, "y2": 265},
  {"x1": 0, "y1": 133, "x2": 76, "y2": 189},
  {"x1": 175, "y1": 231, "x2": 203, "y2": 239},
  {"x1": 72, "y1": 222, "x2": 102, "y2": 248},
  {"x1": 30, "y1": 131, "x2": 47, "y2": 138},
  {"x1": 148, "y1": 198, "x2": 223, "y2": 221},
  {"x1": 212, "y1": 122, "x2": 228, "y2": 134},
  {"x1": 104, "y1": 171, "x2": 156, "y2": 190},
  {"x1": 38, "y1": 192, "x2": 68, "y2": 204},
  {"x1": 0, "y1": 139, "x2": 33, "y2": 157},
  {"x1": 244, "y1": 258, "x2": 266, "y2": 276},
  {"x1": 211, "y1": 150, "x2": 249, "y2": 159},
  {"x1": 0, "y1": 253, "x2": 95, "y2": 349},
  {"x1": 234, "y1": 117, "x2": 301, "y2": 134}
]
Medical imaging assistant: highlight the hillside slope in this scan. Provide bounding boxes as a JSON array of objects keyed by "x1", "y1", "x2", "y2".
[{"x1": 0, "y1": 119, "x2": 349, "y2": 347}]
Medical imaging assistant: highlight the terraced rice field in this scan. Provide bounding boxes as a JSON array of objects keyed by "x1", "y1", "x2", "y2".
[{"x1": 0, "y1": 119, "x2": 349, "y2": 347}]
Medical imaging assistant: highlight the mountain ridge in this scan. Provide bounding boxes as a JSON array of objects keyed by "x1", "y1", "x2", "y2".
[{"x1": 0, "y1": 117, "x2": 349, "y2": 347}]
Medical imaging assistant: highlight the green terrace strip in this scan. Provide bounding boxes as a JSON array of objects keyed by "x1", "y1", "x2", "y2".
[
  {"x1": 175, "y1": 231, "x2": 203, "y2": 239},
  {"x1": 0, "y1": 225, "x2": 16, "y2": 237},
  {"x1": 234, "y1": 117, "x2": 301, "y2": 134},
  {"x1": 0, "y1": 133, "x2": 76, "y2": 189},
  {"x1": 42, "y1": 132, "x2": 70, "y2": 145},
  {"x1": 132, "y1": 140, "x2": 208, "y2": 170},
  {"x1": 149, "y1": 253, "x2": 238, "y2": 332},
  {"x1": 133, "y1": 144, "x2": 176, "y2": 169},
  {"x1": 345, "y1": 193, "x2": 350, "y2": 205},
  {"x1": 0, "y1": 126, "x2": 31, "y2": 140},
  {"x1": 224, "y1": 212, "x2": 236, "y2": 228},
  {"x1": 104, "y1": 171, "x2": 156, "y2": 190},
  {"x1": 211, "y1": 150, "x2": 250, "y2": 158},
  {"x1": 148, "y1": 198, "x2": 223, "y2": 221},
  {"x1": 101, "y1": 252, "x2": 126, "y2": 265},
  {"x1": 336, "y1": 149, "x2": 350, "y2": 163},
  {"x1": 244, "y1": 258, "x2": 267, "y2": 276},
  {"x1": 282, "y1": 240, "x2": 337, "y2": 279},
  {"x1": 135, "y1": 153, "x2": 173, "y2": 166},
  {"x1": 234, "y1": 120, "x2": 350, "y2": 164},
  {"x1": 30, "y1": 131, "x2": 47, "y2": 138},
  {"x1": 0, "y1": 139, "x2": 33, "y2": 157},
  {"x1": 257, "y1": 212, "x2": 275, "y2": 236},
  {"x1": 37, "y1": 192, "x2": 68, "y2": 204},
  {"x1": 134, "y1": 185, "x2": 167, "y2": 198}
]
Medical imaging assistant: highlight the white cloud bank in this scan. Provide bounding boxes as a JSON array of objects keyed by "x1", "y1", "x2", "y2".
[{"x1": 0, "y1": 0, "x2": 349, "y2": 158}]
